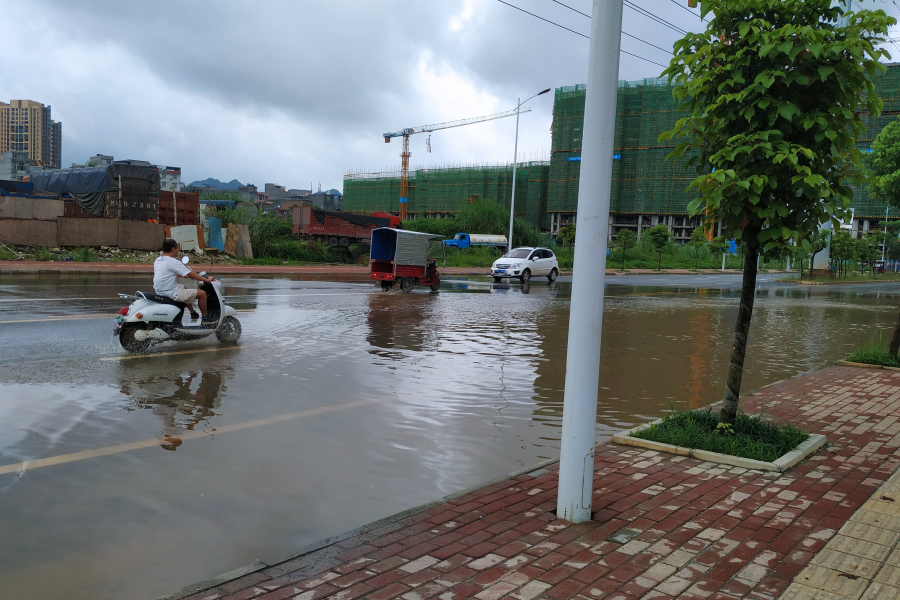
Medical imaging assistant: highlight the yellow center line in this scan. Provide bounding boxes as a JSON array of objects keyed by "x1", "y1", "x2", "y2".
[
  {"x1": 0, "y1": 397, "x2": 392, "y2": 476},
  {"x1": 0, "y1": 315, "x2": 116, "y2": 324},
  {"x1": 0, "y1": 306, "x2": 362, "y2": 325},
  {"x1": 100, "y1": 346, "x2": 247, "y2": 361}
]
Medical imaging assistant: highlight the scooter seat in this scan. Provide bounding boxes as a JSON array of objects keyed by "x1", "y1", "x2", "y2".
[{"x1": 136, "y1": 291, "x2": 187, "y2": 309}]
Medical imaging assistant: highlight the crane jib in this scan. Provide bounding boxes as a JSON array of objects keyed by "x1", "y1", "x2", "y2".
[{"x1": 382, "y1": 106, "x2": 533, "y2": 140}]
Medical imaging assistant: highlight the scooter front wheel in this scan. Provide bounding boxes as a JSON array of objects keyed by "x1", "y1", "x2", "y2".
[
  {"x1": 216, "y1": 316, "x2": 242, "y2": 345},
  {"x1": 119, "y1": 323, "x2": 150, "y2": 353}
]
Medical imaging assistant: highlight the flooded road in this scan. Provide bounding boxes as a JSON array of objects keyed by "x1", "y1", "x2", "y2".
[{"x1": 0, "y1": 272, "x2": 897, "y2": 599}]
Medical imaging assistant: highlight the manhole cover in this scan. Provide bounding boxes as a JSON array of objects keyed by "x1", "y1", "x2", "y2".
[{"x1": 607, "y1": 528, "x2": 641, "y2": 544}]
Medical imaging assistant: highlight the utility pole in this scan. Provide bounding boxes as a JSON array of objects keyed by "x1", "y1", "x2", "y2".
[
  {"x1": 813, "y1": 0, "x2": 852, "y2": 274},
  {"x1": 508, "y1": 89, "x2": 550, "y2": 252},
  {"x1": 556, "y1": 0, "x2": 623, "y2": 523},
  {"x1": 508, "y1": 99, "x2": 521, "y2": 253}
]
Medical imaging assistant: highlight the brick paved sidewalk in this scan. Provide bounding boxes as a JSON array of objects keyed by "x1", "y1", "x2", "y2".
[{"x1": 165, "y1": 365, "x2": 900, "y2": 600}]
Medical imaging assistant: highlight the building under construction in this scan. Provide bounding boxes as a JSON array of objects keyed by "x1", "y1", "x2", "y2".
[
  {"x1": 344, "y1": 64, "x2": 900, "y2": 240},
  {"x1": 344, "y1": 161, "x2": 551, "y2": 229}
]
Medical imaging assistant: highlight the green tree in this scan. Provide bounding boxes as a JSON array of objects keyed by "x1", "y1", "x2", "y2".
[
  {"x1": 830, "y1": 231, "x2": 856, "y2": 278},
  {"x1": 689, "y1": 227, "x2": 708, "y2": 270},
  {"x1": 558, "y1": 224, "x2": 576, "y2": 247},
  {"x1": 807, "y1": 230, "x2": 831, "y2": 276},
  {"x1": 615, "y1": 229, "x2": 637, "y2": 271},
  {"x1": 660, "y1": 0, "x2": 892, "y2": 425},
  {"x1": 646, "y1": 224, "x2": 671, "y2": 271},
  {"x1": 709, "y1": 236, "x2": 728, "y2": 269},
  {"x1": 858, "y1": 235, "x2": 880, "y2": 276},
  {"x1": 868, "y1": 117, "x2": 900, "y2": 203}
]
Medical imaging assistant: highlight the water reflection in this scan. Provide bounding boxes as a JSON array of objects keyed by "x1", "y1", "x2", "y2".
[
  {"x1": 118, "y1": 366, "x2": 232, "y2": 442},
  {"x1": 365, "y1": 292, "x2": 438, "y2": 359}
]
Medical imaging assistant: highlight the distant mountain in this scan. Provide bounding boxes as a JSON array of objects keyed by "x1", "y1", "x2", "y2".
[{"x1": 188, "y1": 178, "x2": 243, "y2": 189}]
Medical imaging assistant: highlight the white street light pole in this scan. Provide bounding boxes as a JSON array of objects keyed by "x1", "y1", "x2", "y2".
[
  {"x1": 556, "y1": 0, "x2": 624, "y2": 523},
  {"x1": 508, "y1": 89, "x2": 551, "y2": 252}
]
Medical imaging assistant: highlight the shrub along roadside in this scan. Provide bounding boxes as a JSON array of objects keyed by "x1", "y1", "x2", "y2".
[
  {"x1": 630, "y1": 408, "x2": 809, "y2": 463},
  {"x1": 845, "y1": 339, "x2": 900, "y2": 368}
]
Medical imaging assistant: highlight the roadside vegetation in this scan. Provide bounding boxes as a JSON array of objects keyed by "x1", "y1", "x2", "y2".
[
  {"x1": 845, "y1": 338, "x2": 900, "y2": 368},
  {"x1": 207, "y1": 206, "x2": 352, "y2": 265},
  {"x1": 631, "y1": 409, "x2": 809, "y2": 463}
]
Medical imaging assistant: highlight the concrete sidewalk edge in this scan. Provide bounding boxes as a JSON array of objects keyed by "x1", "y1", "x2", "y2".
[{"x1": 156, "y1": 457, "x2": 560, "y2": 600}]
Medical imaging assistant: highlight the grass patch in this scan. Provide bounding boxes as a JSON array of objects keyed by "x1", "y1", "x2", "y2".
[
  {"x1": 630, "y1": 408, "x2": 809, "y2": 463},
  {"x1": 72, "y1": 247, "x2": 99, "y2": 262},
  {"x1": 845, "y1": 339, "x2": 900, "y2": 367},
  {"x1": 239, "y1": 258, "x2": 308, "y2": 266}
]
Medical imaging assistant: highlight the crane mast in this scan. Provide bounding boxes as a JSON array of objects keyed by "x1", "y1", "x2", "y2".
[{"x1": 383, "y1": 107, "x2": 532, "y2": 220}]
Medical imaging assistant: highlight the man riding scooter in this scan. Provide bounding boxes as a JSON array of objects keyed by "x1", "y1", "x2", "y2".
[{"x1": 154, "y1": 239, "x2": 215, "y2": 324}]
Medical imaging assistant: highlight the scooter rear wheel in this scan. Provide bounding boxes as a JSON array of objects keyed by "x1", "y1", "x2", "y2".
[
  {"x1": 216, "y1": 316, "x2": 242, "y2": 345},
  {"x1": 119, "y1": 323, "x2": 150, "y2": 353}
]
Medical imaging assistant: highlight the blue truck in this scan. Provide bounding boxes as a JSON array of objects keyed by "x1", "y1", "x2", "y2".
[{"x1": 442, "y1": 233, "x2": 508, "y2": 250}]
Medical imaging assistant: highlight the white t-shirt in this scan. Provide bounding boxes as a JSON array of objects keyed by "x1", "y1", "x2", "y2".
[{"x1": 153, "y1": 255, "x2": 191, "y2": 297}]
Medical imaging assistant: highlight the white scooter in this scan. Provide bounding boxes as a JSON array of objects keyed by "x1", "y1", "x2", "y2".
[{"x1": 113, "y1": 256, "x2": 241, "y2": 353}]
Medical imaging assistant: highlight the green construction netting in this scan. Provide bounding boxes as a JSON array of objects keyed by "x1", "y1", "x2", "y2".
[
  {"x1": 343, "y1": 163, "x2": 551, "y2": 228},
  {"x1": 347, "y1": 67, "x2": 900, "y2": 223}
]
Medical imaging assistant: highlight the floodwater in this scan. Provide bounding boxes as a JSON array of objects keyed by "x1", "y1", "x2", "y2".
[{"x1": 0, "y1": 271, "x2": 897, "y2": 599}]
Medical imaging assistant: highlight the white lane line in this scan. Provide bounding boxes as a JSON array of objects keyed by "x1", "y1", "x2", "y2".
[{"x1": 0, "y1": 396, "x2": 392, "y2": 476}]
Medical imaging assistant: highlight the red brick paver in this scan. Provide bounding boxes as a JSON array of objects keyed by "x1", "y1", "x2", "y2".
[{"x1": 168, "y1": 366, "x2": 900, "y2": 600}]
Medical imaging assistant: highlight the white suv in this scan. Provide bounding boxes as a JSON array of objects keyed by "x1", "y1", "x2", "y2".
[{"x1": 491, "y1": 247, "x2": 559, "y2": 283}]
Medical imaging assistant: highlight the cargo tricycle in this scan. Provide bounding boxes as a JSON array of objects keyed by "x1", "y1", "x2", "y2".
[{"x1": 370, "y1": 228, "x2": 444, "y2": 293}]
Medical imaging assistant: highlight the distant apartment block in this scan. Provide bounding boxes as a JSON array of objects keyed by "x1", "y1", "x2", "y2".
[
  {"x1": 0, "y1": 100, "x2": 61, "y2": 169},
  {"x1": 0, "y1": 151, "x2": 29, "y2": 181},
  {"x1": 72, "y1": 153, "x2": 114, "y2": 168},
  {"x1": 157, "y1": 166, "x2": 184, "y2": 192}
]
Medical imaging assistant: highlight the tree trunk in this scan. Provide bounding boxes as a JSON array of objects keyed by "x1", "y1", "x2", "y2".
[
  {"x1": 622, "y1": 248, "x2": 626, "y2": 271},
  {"x1": 658, "y1": 253, "x2": 662, "y2": 271},
  {"x1": 695, "y1": 252, "x2": 698, "y2": 271},
  {"x1": 720, "y1": 243, "x2": 759, "y2": 426},
  {"x1": 809, "y1": 251, "x2": 818, "y2": 276}
]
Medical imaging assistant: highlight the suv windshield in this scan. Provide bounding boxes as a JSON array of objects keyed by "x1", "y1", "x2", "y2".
[{"x1": 506, "y1": 249, "x2": 532, "y2": 259}]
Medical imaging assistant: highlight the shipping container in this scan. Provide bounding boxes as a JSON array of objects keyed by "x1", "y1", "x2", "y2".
[{"x1": 158, "y1": 191, "x2": 200, "y2": 225}]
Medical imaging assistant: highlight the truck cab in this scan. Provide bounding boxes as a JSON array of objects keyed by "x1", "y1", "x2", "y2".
[{"x1": 444, "y1": 233, "x2": 471, "y2": 249}]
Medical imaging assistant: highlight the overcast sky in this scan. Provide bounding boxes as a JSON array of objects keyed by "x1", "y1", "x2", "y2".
[{"x1": 3, "y1": 0, "x2": 899, "y2": 191}]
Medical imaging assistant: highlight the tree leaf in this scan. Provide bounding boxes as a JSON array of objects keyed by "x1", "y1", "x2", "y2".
[{"x1": 818, "y1": 65, "x2": 835, "y2": 81}]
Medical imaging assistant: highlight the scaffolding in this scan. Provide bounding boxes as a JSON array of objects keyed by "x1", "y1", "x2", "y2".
[
  {"x1": 346, "y1": 65, "x2": 900, "y2": 229},
  {"x1": 343, "y1": 161, "x2": 552, "y2": 228},
  {"x1": 548, "y1": 66, "x2": 900, "y2": 220}
]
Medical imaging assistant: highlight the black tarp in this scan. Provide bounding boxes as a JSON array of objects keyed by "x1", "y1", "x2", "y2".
[
  {"x1": 30, "y1": 164, "x2": 161, "y2": 216},
  {"x1": 311, "y1": 209, "x2": 390, "y2": 228}
]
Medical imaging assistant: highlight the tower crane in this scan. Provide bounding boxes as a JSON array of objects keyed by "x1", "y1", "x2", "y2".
[{"x1": 383, "y1": 107, "x2": 532, "y2": 220}]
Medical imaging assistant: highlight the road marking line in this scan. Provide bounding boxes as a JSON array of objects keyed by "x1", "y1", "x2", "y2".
[
  {"x1": 99, "y1": 346, "x2": 246, "y2": 361},
  {"x1": 0, "y1": 397, "x2": 391, "y2": 476}
]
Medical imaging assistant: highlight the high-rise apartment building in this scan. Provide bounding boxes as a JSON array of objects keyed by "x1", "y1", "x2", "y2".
[{"x1": 0, "y1": 100, "x2": 62, "y2": 169}]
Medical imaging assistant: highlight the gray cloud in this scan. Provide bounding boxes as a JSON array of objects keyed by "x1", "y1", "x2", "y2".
[{"x1": 4, "y1": 0, "x2": 896, "y2": 190}]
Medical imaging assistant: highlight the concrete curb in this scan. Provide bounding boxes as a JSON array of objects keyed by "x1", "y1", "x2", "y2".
[
  {"x1": 156, "y1": 457, "x2": 560, "y2": 600},
  {"x1": 611, "y1": 420, "x2": 827, "y2": 473},
  {"x1": 836, "y1": 359, "x2": 900, "y2": 372}
]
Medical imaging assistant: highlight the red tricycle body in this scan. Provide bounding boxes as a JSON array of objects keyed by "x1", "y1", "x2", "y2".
[{"x1": 369, "y1": 228, "x2": 444, "y2": 292}]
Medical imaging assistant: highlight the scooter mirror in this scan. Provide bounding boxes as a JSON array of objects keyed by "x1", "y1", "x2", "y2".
[{"x1": 182, "y1": 256, "x2": 190, "y2": 265}]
